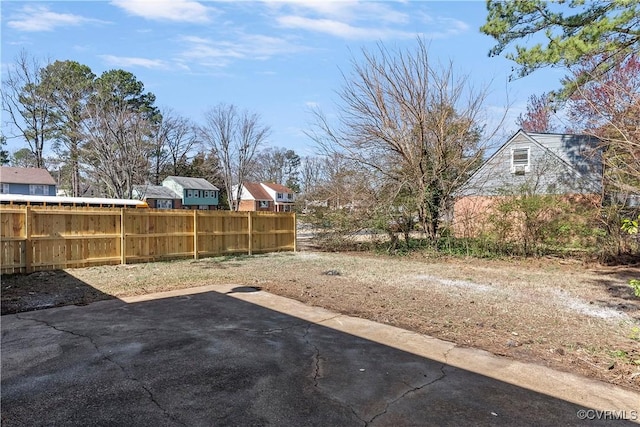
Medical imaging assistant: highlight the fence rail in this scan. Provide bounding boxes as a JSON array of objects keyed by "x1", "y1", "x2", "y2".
[{"x1": 0, "y1": 206, "x2": 296, "y2": 274}]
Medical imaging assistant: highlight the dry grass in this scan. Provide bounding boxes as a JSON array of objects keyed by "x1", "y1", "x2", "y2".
[{"x1": 2, "y1": 250, "x2": 639, "y2": 392}]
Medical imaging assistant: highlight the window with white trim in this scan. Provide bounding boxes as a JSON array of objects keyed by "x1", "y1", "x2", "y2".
[
  {"x1": 1, "y1": 184, "x2": 9, "y2": 194},
  {"x1": 156, "y1": 199, "x2": 173, "y2": 209},
  {"x1": 259, "y1": 201, "x2": 269, "y2": 208},
  {"x1": 29, "y1": 184, "x2": 48, "y2": 195},
  {"x1": 511, "y1": 147, "x2": 530, "y2": 175}
]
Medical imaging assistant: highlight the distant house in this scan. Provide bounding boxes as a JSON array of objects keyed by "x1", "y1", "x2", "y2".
[
  {"x1": 0, "y1": 166, "x2": 57, "y2": 196},
  {"x1": 161, "y1": 176, "x2": 219, "y2": 210},
  {"x1": 260, "y1": 182, "x2": 295, "y2": 212},
  {"x1": 453, "y1": 130, "x2": 602, "y2": 236},
  {"x1": 133, "y1": 185, "x2": 182, "y2": 209},
  {"x1": 234, "y1": 182, "x2": 295, "y2": 212},
  {"x1": 80, "y1": 184, "x2": 100, "y2": 198},
  {"x1": 234, "y1": 182, "x2": 274, "y2": 212}
]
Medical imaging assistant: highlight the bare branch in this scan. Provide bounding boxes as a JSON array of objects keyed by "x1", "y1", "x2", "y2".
[
  {"x1": 307, "y1": 37, "x2": 505, "y2": 240},
  {"x1": 200, "y1": 104, "x2": 270, "y2": 210}
]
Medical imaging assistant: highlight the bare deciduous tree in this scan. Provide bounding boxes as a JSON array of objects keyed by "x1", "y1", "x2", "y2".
[
  {"x1": 249, "y1": 147, "x2": 301, "y2": 190},
  {"x1": 80, "y1": 69, "x2": 158, "y2": 198},
  {"x1": 1, "y1": 51, "x2": 52, "y2": 168},
  {"x1": 200, "y1": 103, "x2": 270, "y2": 210},
  {"x1": 150, "y1": 108, "x2": 198, "y2": 184},
  {"x1": 81, "y1": 95, "x2": 152, "y2": 198},
  {"x1": 299, "y1": 155, "x2": 324, "y2": 199},
  {"x1": 309, "y1": 38, "x2": 503, "y2": 240}
]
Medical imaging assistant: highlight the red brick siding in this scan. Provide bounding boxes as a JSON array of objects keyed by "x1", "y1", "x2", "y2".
[
  {"x1": 238, "y1": 200, "x2": 274, "y2": 212},
  {"x1": 453, "y1": 194, "x2": 601, "y2": 238}
]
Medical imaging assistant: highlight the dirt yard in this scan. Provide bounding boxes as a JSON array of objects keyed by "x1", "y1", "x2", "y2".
[{"x1": 2, "y1": 250, "x2": 639, "y2": 393}]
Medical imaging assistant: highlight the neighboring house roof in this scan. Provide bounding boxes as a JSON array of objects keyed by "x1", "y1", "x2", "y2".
[
  {"x1": 0, "y1": 166, "x2": 56, "y2": 185},
  {"x1": 163, "y1": 176, "x2": 219, "y2": 191},
  {"x1": 261, "y1": 182, "x2": 293, "y2": 194},
  {"x1": 81, "y1": 185, "x2": 100, "y2": 197},
  {"x1": 458, "y1": 129, "x2": 602, "y2": 197},
  {"x1": 133, "y1": 185, "x2": 180, "y2": 199},
  {"x1": 521, "y1": 131, "x2": 601, "y2": 174},
  {"x1": 242, "y1": 182, "x2": 272, "y2": 201}
]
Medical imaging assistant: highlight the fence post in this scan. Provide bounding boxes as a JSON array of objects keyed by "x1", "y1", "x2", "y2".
[
  {"x1": 193, "y1": 210, "x2": 199, "y2": 260},
  {"x1": 248, "y1": 212, "x2": 253, "y2": 256},
  {"x1": 24, "y1": 206, "x2": 32, "y2": 273},
  {"x1": 293, "y1": 212, "x2": 297, "y2": 252},
  {"x1": 120, "y1": 208, "x2": 126, "y2": 265}
]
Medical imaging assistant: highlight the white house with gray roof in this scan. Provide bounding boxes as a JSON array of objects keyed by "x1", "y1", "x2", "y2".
[
  {"x1": 453, "y1": 130, "x2": 603, "y2": 237},
  {"x1": 458, "y1": 130, "x2": 602, "y2": 197}
]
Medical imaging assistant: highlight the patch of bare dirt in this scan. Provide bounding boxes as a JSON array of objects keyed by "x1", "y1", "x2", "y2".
[{"x1": 2, "y1": 250, "x2": 639, "y2": 392}]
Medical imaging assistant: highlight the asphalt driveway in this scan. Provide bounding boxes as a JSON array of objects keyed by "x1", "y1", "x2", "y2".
[{"x1": 2, "y1": 285, "x2": 638, "y2": 426}]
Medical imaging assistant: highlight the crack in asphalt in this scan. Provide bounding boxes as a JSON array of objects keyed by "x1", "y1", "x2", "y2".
[
  {"x1": 301, "y1": 315, "x2": 457, "y2": 426},
  {"x1": 302, "y1": 324, "x2": 321, "y2": 386},
  {"x1": 366, "y1": 364, "x2": 448, "y2": 426},
  {"x1": 14, "y1": 314, "x2": 187, "y2": 427},
  {"x1": 303, "y1": 323, "x2": 368, "y2": 427},
  {"x1": 365, "y1": 347, "x2": 456, "y2": 426}
]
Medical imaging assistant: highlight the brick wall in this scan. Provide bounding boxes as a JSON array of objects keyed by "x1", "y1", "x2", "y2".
[
  {"x1": 453, "y1": 194, "x2": 601, "y2": 238},
  {"x1": 237, "y1": 200, "x2": 275, "y2": 212},
  {"x1": 452, "y1": 196, "x2": 497, "y2": 238}
]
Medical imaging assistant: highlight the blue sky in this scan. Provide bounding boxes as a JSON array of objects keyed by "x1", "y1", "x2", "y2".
[{"x1": 1, "y1": 0, "x2": 566, "y2": 157}]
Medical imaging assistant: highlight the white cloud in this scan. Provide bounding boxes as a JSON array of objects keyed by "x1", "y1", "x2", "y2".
[
  {"x1": 111, "y1": 0, "x2": 215, "y2": 23},
  {"x1": 264, "y1": 1, "x2": 409, "y2": 25},
  {"x1": 178, "y1": 37, "x2": 242, "y2": 68},
  {"x1": 178, "y1": 33, "x2": 309, "y2": 68},
  {"x1": 7, "y1": 6, "x2": 106, "y2": 32},
  {"x1": 277, "y1": 15, "x2": 415, "y2": 40},
  {"x1": 431, "y1": 17, "x2": 470, "y2": 37},
  {"x1": 261, "y1": 0, "x2": 354, "y2": 18},
  {"x1": 100, "y1": 55, "x2": 170, "y2": 70},
  {"x1": 267, "y1": 1, "x2": 467, "y2": 41}
]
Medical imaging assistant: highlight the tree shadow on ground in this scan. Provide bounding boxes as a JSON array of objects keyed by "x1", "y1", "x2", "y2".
[
  {"x1": 1, "y1": 270, "x2": 115, "y2": 315},
  {"x1": 586, "y1": 266, "x2": 640, "y2": 319}
]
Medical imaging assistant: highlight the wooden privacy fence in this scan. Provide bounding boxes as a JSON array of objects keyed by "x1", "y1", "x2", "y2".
[{"x1": 0, "y1": 206, "x2": 296, "y2": 274}]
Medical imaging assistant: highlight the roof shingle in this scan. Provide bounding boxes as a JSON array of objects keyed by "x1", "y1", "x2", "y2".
[
  {"x1": 261, "y1": 182, "x2": 293, "y2": 193},
  {"x1": 0, "y1": 167, "x2": 56, "y2": 185},
  {"x1": 243, "y1": 182, "x2": 272, "y2": 200},
  {"x1": 163, "y1": 176, "x2": 219, "y2": 191},
  {"x1": 133, "y1": 185, "x2": 180, "y2": 199}
]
